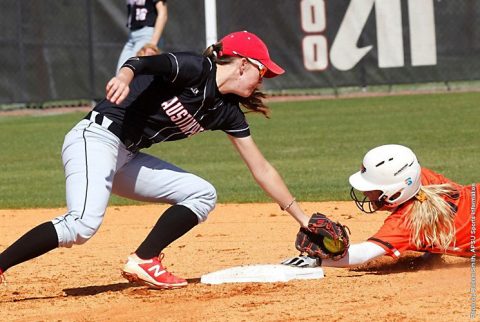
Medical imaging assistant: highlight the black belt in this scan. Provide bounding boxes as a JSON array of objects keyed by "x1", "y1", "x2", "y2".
[{"x1": 84, "y1": 111, "x2": 139, "y2": 153}]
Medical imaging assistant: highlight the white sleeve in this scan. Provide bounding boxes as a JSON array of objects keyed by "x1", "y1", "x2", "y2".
[{"x1": 321, "y1": 241, "x2": 386, "y2": 267}]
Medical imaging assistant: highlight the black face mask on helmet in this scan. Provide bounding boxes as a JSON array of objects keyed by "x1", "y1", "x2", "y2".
[{"x1": 349, "y1": 188, "x2": 387, "y2": 214}]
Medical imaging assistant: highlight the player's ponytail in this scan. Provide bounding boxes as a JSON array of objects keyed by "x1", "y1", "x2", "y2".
[
  {"x1": 405, "y1": 184, "x2": 458, "y2": 251},
  {"x1": 203, "y1": 42, "x2": 223, "y2": 59},
  {"x1": 203, "y1": 43, "x2": 271, "y2": 118}
]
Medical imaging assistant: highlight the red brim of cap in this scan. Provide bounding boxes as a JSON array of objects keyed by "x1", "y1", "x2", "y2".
[{"x1": 261, "y1": 59, "x2": 285, "y2": 78}]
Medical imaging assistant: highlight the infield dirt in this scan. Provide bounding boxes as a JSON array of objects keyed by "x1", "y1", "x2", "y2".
[{"x1": 0, "y1": 202, "x2": 476, "y2": 321}]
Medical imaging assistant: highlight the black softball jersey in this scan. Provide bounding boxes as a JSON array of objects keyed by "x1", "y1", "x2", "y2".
[
  {"x1": 127, "y1": 0, "x2": 166, "y2": 31},
  {"x1": 92, "y1": 52, "x2": 251, "y2": 151}
]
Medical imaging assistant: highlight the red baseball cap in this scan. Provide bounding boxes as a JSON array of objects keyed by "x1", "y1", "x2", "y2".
[{"x1": 219, "y1": 31, "x2": 285, "y2": 78}]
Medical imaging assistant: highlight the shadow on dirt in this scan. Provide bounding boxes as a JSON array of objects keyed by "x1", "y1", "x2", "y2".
[
  {"x1": 2, "y1": 294, "x2": 65, "y2": 303},
  {"x1": 1, "y1": 282, "x2": 135, "y2": 302},
  {"x1": 62, "y1": 277, "x2": 201, "y2": 296},
  {"x1": 63, "y1": 282, "x2": 134, "y2": 296},
  {"x1": 187, "y1": 277, "x2": 201, "y2": 284},
  {"x1": 351, "y1": 252, "x2": 475, "y2": 275}
]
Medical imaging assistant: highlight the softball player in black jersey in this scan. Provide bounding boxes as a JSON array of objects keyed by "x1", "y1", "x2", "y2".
[
  {"x1": 0, "y1": 31, "x2": 311, "y2": 289},
  {"x1": 116, "y1": 0, "x2": 168, "y2": 71}
]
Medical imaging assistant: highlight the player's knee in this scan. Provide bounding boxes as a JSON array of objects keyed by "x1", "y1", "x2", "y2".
[
  {"x1": 181, "y1": 182, "x2": 217, "y2": 223},
  {"x1": 71, "y1": 224, "x2": 98, "y2": 245},
  {"x1": 196, "y1": 182, "x2": 217, "y2": 222},
  {"x1": 201, "y1": 183, "x2": 217, "y2": 218},
  {"x1": 53, "y1": 212, "x2": 103, "y2": 247}
]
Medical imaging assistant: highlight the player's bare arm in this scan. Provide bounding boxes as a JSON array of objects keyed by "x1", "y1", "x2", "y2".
[
  {"x1": 282, "y1": 241, "x2": 386, "y2": 268},
  {"x1": 150, "y1": 1, "x2": 168, "y2": 46},
  {"x1": 228, "y1": 135, "x2": 310, "y2": 228}
]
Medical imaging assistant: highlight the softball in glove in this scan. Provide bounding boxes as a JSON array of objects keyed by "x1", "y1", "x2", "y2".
[{"x1": 295, "y1": 212, "x2": 350, "y2": 260}]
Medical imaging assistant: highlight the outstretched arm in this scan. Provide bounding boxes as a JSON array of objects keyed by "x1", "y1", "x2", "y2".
[
  {"x1": 228, "y1": 135, "x2": 310, "y2": 227},
  {"x1": 281, "y1": 241, "x2": 386, "y2": 268},
  {"x1": 321, "y1": 241, "x2": 386, "y2": 267}
]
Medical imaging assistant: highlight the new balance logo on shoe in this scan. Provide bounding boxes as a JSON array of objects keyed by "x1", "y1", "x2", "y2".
[{"x1": 147, "y1": 264, "x2": 166, "y2": 277}]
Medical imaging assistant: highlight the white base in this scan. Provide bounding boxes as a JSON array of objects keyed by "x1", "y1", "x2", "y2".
[{"x1": 200, "y1": 264, "x2": 324, "y2": 285}]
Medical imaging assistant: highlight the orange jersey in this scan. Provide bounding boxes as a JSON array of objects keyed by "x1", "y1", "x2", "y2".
[
  {"x1": 368, "y1": 168, "x2": 479, "y2": 258},
  {"x1": 418, "y1": 167, "x2": 459, "y2": 186}
]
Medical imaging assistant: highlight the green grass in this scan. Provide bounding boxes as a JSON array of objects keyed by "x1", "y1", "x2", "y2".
[{"x1": 0, "y1": 91, "x2": 479, "y2": 208}]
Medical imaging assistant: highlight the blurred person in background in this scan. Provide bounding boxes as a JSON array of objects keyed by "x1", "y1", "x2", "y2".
[{"x1": 116, "y1": 0, "x2": 168, "y2": 72}]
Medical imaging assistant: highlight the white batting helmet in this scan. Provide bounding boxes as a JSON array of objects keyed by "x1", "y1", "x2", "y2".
[{"x1": 349, "y1": 144, "x2": 422, "y2": 213}]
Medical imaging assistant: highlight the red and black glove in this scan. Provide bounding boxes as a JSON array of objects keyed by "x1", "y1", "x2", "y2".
[{"x1": 295, "y1": 213, "x2": 350, "y2": 260}]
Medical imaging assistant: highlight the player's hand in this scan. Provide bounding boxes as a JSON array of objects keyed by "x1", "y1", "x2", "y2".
[
  {"x1": 106, "y1": 77, "x2": 130, "y2": 105},
  {"x1": 106, "y1": 68, "x2": 134, "y2": 105},
  {"x1": 281, "y1": 255, "x2": 321, "y2": 268}
]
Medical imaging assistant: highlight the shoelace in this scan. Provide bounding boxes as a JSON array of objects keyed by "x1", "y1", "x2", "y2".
[{"x1": 156, "y1": 253, "x2": 180, "y2": 280}]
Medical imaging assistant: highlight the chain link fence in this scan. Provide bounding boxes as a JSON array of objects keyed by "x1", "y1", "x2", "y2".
[
  {"x1": 0, "y1": 0, "x2": 205, "y2": 105},
  {"x1": 1, "y1": 0, "x2": 479, "y2": 105}
]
